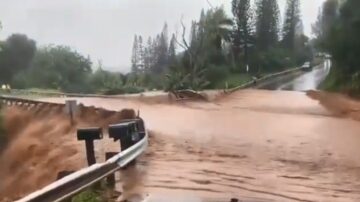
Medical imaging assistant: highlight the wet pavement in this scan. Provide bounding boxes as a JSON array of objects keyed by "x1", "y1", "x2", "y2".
[{"x1": 260, "y1": 60, "x2": 331, "y2": 91}]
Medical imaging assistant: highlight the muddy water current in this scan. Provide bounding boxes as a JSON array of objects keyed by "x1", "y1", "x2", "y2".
[{"x1": 43, "y1": 88, "x2": 360, "y2": 202}]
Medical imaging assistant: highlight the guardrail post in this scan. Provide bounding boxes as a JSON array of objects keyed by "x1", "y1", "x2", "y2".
[
  {"x1": 57, "y1": 171, "x2": 75, "y2": 180},
  {"x1": 77, "y1": 127, "x2": 103, "y2": 166},
  {"x1": 105, "y1": 152, "x2": 117, "y2": 187},
  {"x1": 65, "y1": 100, "x2": 78, "y2": 125}
]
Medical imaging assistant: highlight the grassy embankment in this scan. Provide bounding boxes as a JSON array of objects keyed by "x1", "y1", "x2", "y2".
[{"x1": 320, "y1": 63, "x2": 360, "y2": 97}]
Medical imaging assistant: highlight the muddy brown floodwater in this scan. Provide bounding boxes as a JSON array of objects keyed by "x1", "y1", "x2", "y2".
[{"x1": 43, "y1": 89, "x2": 360, "y2": 202}]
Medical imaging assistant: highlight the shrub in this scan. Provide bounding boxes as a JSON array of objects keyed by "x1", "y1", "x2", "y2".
[
  {"x1": 204, "y1": 64, "x2": 229, "y2": 88},
  {"x1": 71, "y1": 190, "x2": 102, "y2": 202}
]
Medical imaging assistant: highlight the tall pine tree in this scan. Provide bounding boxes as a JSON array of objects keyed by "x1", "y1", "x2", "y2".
[
  {"x1": 138, "y1": 36, "x2": 144, "y2": 71},
  {"x1": 232, "y1": 0, "x2": 254, "y2": 65},
  {"x1": 255, "y1": 0, "x2": 280, "y2": 50},
  {"x1": 282, "y1": 0, "x2": 301, "y2": 50},
  {"x1": 312, "y1": 0, "x2": 339, "y2": 50},
  {"x1": 152, "y1": 23, "x2": 169, "y2": 74},
  {"x1": 131, "y1": 35, "x2": 139, "y2": 73},
  {"x1": 168, "y1": 34, "x2": 177, "y2": 64},
  {"x1": 143, "y1": 37, "x2": 153, "y2": 70}
]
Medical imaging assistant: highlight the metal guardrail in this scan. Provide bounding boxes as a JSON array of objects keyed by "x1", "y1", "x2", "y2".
[
  {"x1": 0, "y1": 89, "x2": 125, "y2": 99},
  {"x1": 226, "y1": 66, "x2": 306, "y2": 93},
  {"x1": 16, "y1": 131, "x2": 148, "y2": 202},
  {"x1": 0, "y1": 95, "x2": 148, "y2": 202}
]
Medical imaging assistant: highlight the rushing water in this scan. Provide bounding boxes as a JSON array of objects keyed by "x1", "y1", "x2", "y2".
[
  {"x1": 43, "y1": 87, "x2": 360, "y2": 202},
  {"x1": 40, "y1": 61, "x2": 360, "y2": 201}
]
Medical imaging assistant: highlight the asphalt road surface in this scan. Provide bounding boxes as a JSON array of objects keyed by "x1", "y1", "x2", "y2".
[{"x1": 263, "y1": 60, "x2": 331, "y2": 91}]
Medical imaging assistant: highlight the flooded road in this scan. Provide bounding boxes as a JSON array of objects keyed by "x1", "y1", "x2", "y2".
[
  {"x1": 261, "y1": 60, "x2": 331, "y2": 91},
  {"x1": 43, "y1": 86, "x2": 360, "y2": 201},
  {"x1": 39, "y1": 61, "x2": 360, "y2": 201}
]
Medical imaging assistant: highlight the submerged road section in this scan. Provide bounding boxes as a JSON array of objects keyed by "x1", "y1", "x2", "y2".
[{"x1": 43, "y1": 85, "x2": 360, "y2": 201}]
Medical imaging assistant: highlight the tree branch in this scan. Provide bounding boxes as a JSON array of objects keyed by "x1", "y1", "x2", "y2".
[{"x1": 206, "y1": 0, "x2": 214, "y2": 9}]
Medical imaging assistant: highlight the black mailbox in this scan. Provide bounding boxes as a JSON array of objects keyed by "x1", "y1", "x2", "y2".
[
  {"x1": 77, "y1": 127, "x2": 103, "y2": 141},
  {"x1": 77, "y1": 127, "x2": 103, "y2": 166},
  {"x1": 109, "y1": 121, "x2": 139, "y2": 151}
]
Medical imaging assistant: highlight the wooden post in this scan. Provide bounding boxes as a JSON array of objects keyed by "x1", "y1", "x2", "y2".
[
  {"x1": 105, "y1": 152, "x2": 118, "y2": 187},
  {"x1": 85, "y1": 140, "x2": 96, "y2": 166},
  {"x1": 65, "y1": 100, "x2": 77, "y2": 125}
]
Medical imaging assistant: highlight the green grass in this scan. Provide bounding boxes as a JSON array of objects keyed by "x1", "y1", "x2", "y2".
[
  {"x1": 26, "y1": 88, "x2": 62, "y2": 94},
  {"x1": 319, "y1": 64, "x2": 360, "y2": 97},
  {"x1": 71, "y1": 190, "x2": 102, "y2": 202},
  {"x1": 214, "y1": 73, "x2": 253, "y2": 89}
]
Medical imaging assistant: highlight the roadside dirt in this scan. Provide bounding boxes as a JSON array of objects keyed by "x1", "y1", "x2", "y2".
[
  {"x1": 0, "y1": 104, "x2": 136, "y2": 201},
  {"x1": 307, "y1": 90, "x2": 360, "y2": 120},
  {"x1": 2, "y1": 89, "x2": 360, "y2": 201}
]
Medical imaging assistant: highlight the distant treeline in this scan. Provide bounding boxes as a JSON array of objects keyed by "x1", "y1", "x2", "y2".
[
  {"x1": 0, "y1": 34, "x2": 143, "y2": 94},
  {"x1": 0, "y1": 0, "x2": 313, "y2": 94},
  {"x1": 130, "y1": 0, "x2": 313, "y2": 91},
  {"x1": 313, "y1": 0, "x2": 360, "y2": 95}
]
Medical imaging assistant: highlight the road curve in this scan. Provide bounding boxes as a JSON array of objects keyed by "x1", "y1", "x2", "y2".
[
  {"x1": 42, "y1": 88, "x2": 360, "y2": 202},
  {"x1": 260, "y1": 60, "x2": 331, "y2": 92}
]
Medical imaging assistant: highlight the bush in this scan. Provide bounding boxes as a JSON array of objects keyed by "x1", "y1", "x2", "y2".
[
  {"x1": 71, "y1": 190, "x2": 102, "y2": 202},
  {"x1": 204, "y1": 64, "x2": 229, "y2": 88},
  {"x1": 213, "y1": 73, "x2": 252, "y2": 89},
  {"x1": 260, "y1": 48, "x2": 294, "y2": 72},
  {"x1": 320, "y1": 63, "x2": 360, "y2": 96}
]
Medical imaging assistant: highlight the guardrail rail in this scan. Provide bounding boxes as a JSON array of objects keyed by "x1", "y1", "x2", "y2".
[{"x1": 0, "y1": 95, "x2": 148, "y2": 202}]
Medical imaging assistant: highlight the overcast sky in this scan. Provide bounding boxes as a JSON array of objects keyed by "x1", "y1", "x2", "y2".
[{"x1": 0, "y1": 0, "x2": 326, "y2": 72}]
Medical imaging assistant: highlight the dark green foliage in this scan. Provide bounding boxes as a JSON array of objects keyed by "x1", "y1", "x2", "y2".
[
  {"x1": 153, "y1": 23, "x2": 169, "y2": 74},
  {"x1": 129, "y1": 1, "x2": 312, "y2": 92},
  {"x1": 312, "y1": 0, "x2": 339, "y2": 50},
  {"x1": 252, "y1": 48, "x2": 294, "y2": 73},
  {"x1": 168, "y1": 34, "x2": 177, "y2": 65},
  {"x1": 255, "y1": 0, "x2": 280, "y2": 50},
  {"x1": 282, "y1": 0, "x2": 301, "y2": 50},
  {"x1": 320, "y1": 0, "x2": 360, "y2": 94},
  {"x1": 0, "y1": 34, "x2": 36, "y2": 84},
  {"x1": 131, "y1": 35, "x2": 140, "y2": 73},
  {"x1": 13, "y1": 45, "x2": 92, "y2": 93},
  {"x1": 71, "y1": 190, "x2": 102, "y2": 202},
  {"x1": 327, "y1": 0, "x2": 360, "y2": 73},
  {"x1": 231, "y1": 0, "x2": 254, "y2": 67},
  {"x1": 90, "y1": 67, "x2": 123, "y2": 92}
]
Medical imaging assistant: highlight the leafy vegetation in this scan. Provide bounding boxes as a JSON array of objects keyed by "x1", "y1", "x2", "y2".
[
  {"x1": 13, "y1": 45, "x2": 93, "y2": 93},
  {"x1": 71, "y1": 190, "x2": 102, "y2": 202},
  {"x1": 315, "y1": 0, "x2": 360, "y2": 94},
  {"x1": 0, "y1": 34, "x2": 36, "y2": 84},
  {"x1": 130, "y1": 0, "x2": 312, "y2": 92},
  {"x1": 0, "y1": 0, "x2": 313, "y2": 94}
]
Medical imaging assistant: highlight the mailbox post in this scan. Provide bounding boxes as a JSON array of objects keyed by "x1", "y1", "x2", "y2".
[{"x1": 77, "y1": 127, "x2": 103, "y2": 166}]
